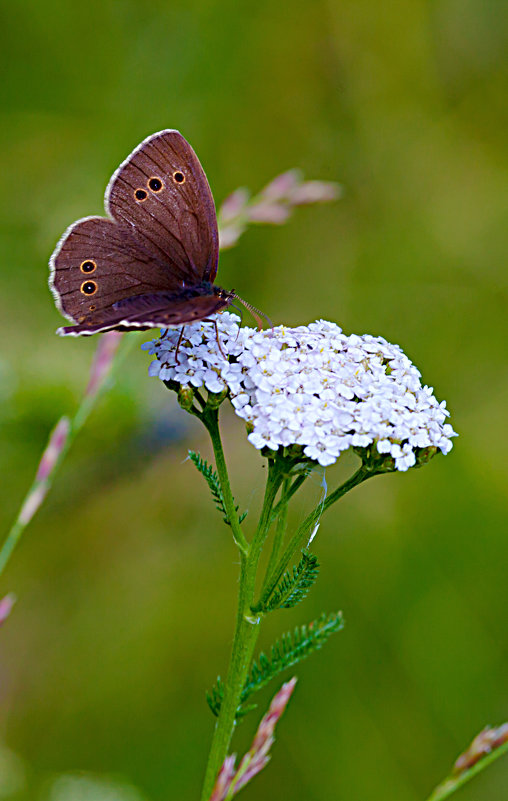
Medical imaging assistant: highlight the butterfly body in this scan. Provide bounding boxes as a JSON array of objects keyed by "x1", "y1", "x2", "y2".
[{"x1": 49, "y1": 130, "x2": 232, "y2": 336}]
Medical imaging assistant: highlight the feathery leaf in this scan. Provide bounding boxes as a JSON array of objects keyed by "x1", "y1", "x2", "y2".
[
  {"x1": 253, "y1": 551, "x2": 319, "y2": 613},
  {"x1": 243, "y1": 612, "x2": 343, "y2": 703},
  {"x1": 207, "y1": 612, "x2": 343, "y2": 719},
  {"x1": 189, "y1": 451, "x2": 247, "y2": 526},
  {"x1": 206, "y1": 676, "x2": 225, "y2": 717}
]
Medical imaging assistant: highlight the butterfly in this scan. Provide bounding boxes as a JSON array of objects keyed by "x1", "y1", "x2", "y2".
[{"x1": 49, "y1": 130, "x2": 235, "y2": 336}]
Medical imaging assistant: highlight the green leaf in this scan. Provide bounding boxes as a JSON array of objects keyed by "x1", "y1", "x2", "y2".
[
  {"x1": 253, "y1": 551, "x2": 320, "y2": 613},
  {"x1": 206, "y1": 676, "x2": 257, "y2": 720},
  {"x1": 189, "y1": 451, "x2": 247, "y2": 526},
  {"x1": 206, "y1": 676, "x2": 225, "y2": 717},
  {"x1": 207, "y1": 611, "x2": 343, "y2": 719},
  {"x1": 243, "y1": 612, "x2": 343, "y2": 704}
]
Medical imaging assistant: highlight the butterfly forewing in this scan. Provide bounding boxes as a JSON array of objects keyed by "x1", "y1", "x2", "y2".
[{"x1": 105, "y1": 130, "x2": 219, "y2": 284}]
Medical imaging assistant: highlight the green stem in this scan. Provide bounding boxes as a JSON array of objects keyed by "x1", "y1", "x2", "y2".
[
  {"x1": 264, "y1": 474, "x2": 291, "y2": 584},
  {"x1": 269, "y1": 469, "x2": 309, "y2": 524},
  {"x1": 201, "y1": 407, "x2": 249, "y2": 556},
  {"x1": 200, "y1": 457, "x2": 284, "y2": 800},
  {"x1": 259, "y1": 464, "x2": 374, "y2": 608}
]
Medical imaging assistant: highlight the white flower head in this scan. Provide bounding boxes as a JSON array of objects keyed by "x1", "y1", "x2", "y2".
[{"x1": 143, "y1": 313, "x2": 457, "y2": 471}]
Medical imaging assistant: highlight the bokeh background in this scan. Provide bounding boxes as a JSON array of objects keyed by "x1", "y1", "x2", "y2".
[{"x1": 1, "y1": 1, "x2": 507, "y2": 799}]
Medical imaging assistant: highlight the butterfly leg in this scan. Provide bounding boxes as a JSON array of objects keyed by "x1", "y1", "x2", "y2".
[
  {"x1": 173, "y1": 326, "x2": 186, "y2": 365},
  {"x1": 212, "y1": 319, "x2": 229, "y2": 360}
]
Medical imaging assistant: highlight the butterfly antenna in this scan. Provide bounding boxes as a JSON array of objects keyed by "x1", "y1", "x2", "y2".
[{"x1": 231, "y1": 293, "x2": 272, "y2": 331}]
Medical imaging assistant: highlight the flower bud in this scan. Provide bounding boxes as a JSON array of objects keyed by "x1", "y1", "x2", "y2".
[
  {"x1": 284, "y1": 444, "x2": 306, "y2": 460},
  {"x1": 415, "y1": 446, "x2": 439, "y2": 467},
  {"x1": 177, "y1": 385, "x2": 195, "y2": 411},
  {"x1": 354, "y1": 445, "x2": 396, "y2": 474}
]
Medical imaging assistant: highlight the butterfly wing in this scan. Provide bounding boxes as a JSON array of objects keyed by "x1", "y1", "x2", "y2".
[
  {"x1": 50, "y1": 130, "x2": 222, "y2": 336},
  {"x1": 105, "y1": 129, "x2": 219, "y2": 284},
  {"x1": 49, "y1": 216, "x2": 186, "y2": 326},
  {"x1": 57, "y1": 289, "x2": 231, "y2": 336}
]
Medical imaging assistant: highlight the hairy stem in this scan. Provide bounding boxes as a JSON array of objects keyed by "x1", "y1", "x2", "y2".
[
  {"x1": 201, "y1": 407, "x2": 249, "y2": 556},
  {"x1": 200, "y1": 456, "x2": 284, "y2": 800},
  {"x1": 264, "y1": 474, "x2": 291, "y2": 585},
  {"x1": 269, "y1": 469, "x2": 309, "y2": 524},
  {"x1": 259, "y1": 464, "x2": 375, "y2": 608}
]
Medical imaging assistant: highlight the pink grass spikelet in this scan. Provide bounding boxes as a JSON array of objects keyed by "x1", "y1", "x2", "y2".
[
  {"x1": 35, "y1": 417, "x2": 70, "y2": 483},
  {"x1": 219, "y1": 188, "x2": 249, "y2": 222},
  {"x1": 289, "y1": 179, "x2": 342, "y2": 205},
  {"x1": 453, "y1": 723, "x2": 508, "y2": 775},
  {"x1": 247, "y1": 202, "x2": 290, "y2": 224},
  {"x1": 85, "y1": 331, "x2": 123, "y2": 398},
  {"x1": 260, "y1": 169, "x2": 301, "y2": 201},
  {"x1": 208, "y1": 755, "x2": 236, "y2": 801},
  {"x1": 0, "y1": 593, "x2": 16, "y2": 626},
  {"x1": 209, "y1": 678, "x2": 297, "y2": 800}
]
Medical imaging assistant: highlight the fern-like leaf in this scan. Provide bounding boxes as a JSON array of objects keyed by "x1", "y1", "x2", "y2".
[
  {"x1": 206, "y1": 676, "x2": 225, "y2": 717},
  {"x1": 254, "y1": 551, "x2": 319, "y2": 613},
  {"x1": 206, "y1": 676, "x2": 257, "y2": 719},
  {"x1": 207, "y1": 611, "x2": 343, "y2": 719},
  {"x1": 242, "y1": 612, "x2": 343, "y2": 704},
  {"x1": 189, "y1": 451, "x2": 246, "y2": 526}
]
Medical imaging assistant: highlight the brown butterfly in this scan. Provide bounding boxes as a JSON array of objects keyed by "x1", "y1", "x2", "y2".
[{"x1": 49, "y1": 130, "x2": 235, "y2": 336}]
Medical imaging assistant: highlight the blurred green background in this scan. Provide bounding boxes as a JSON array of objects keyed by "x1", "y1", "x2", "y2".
[{"x1": 1, "y1": 1, "x2": 507, "y2": 799}]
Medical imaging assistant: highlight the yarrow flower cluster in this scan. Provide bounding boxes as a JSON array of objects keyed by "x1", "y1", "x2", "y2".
[{"x1": 143, "y1": 314, "x2": 456, "y2": 471}]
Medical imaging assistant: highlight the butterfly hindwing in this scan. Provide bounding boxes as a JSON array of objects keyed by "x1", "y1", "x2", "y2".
[
  {"x1": 49, "y1": 216, "x2": 185, "y2": 326},
  {"x1": 57, "y1": 288, "x2": 231, "y2": 336}
]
